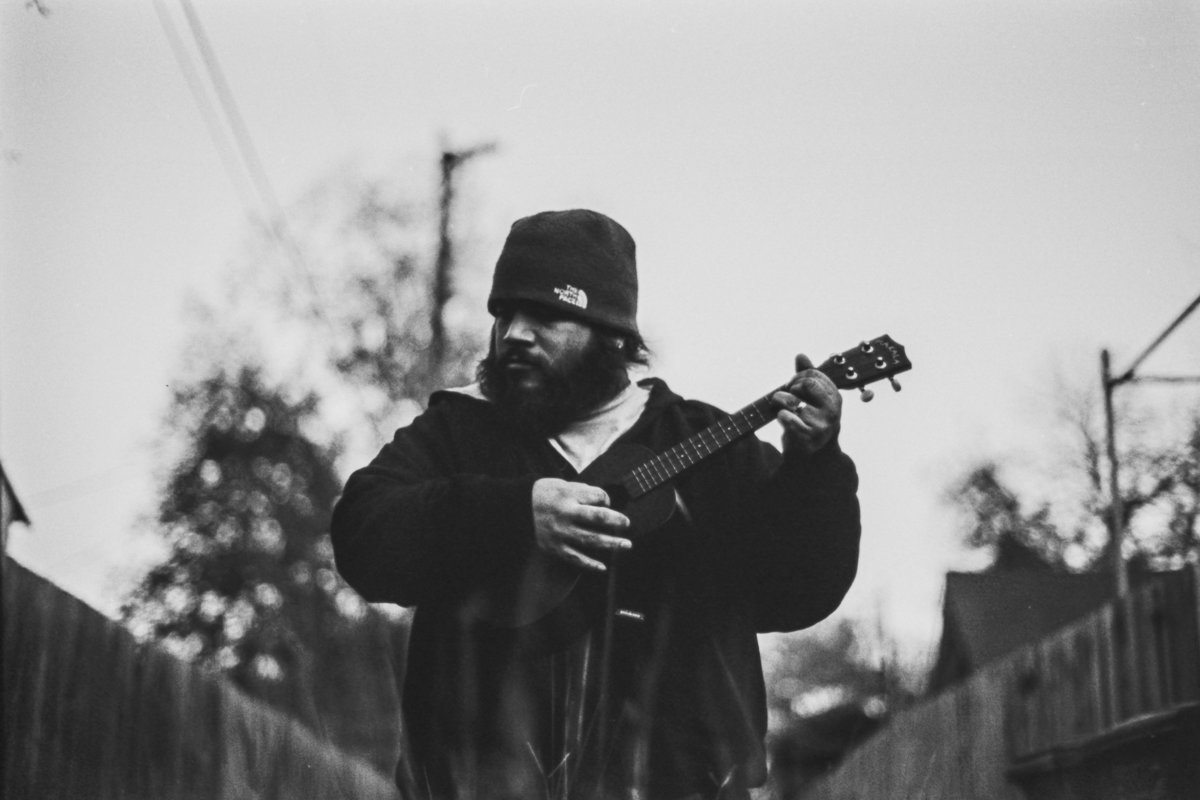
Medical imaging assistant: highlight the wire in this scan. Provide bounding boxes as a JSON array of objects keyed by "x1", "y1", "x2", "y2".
[
  {"x1": 151, "y1": 0, "x2": 259, "y2": 220},
  {"x1": 151, "y1": 0, "x2": 384, "y2": 429},
  {"x1": 1114, "y1": 292, "x2": 1200, "y2": 384},
  {"x1": 177, "y1": 0, "x2": 283, "y2": 229},
  {"x1": 162, "y1": 0, "x2": 333, "y2": 330}
]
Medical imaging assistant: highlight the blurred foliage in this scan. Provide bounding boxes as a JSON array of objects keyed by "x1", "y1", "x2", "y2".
[
  {"x1": 121, "y1": 365, "x2": 405, "y2": 770},
  {"x1": 761, "y1": 620, "x2": 916, "y2": 795},
  {"x1": 946, "y1": 392, "x2": 1200, "y2": 574},
  {"x1": 125, "y1": 365, "x2": 344, "y2": 678},
  {"x1": 763, "y1": 621, "x2": 905, "y2": 726},
  {"x1": 205, "y1": 161, "x2": 488, "y2": 456},
  {"x1": 122, "y1": 159, "x2": 489, "y2": 771},
  {"x1": 763, "y1": 623, "x2": 912, "y2": 729},
  {"x1": 948, "y1": 462, "x2": 1074, "y2": 572}
]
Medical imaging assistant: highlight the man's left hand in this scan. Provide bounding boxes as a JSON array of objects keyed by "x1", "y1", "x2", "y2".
[{"x1": 772, "y1": 353, "x2": 842, "y2": 456}]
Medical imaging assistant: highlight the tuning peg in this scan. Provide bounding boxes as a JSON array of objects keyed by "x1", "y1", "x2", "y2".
[
  {"x1": 889, "y1": 377, "x2": 902, "y2": 392},
  {"x1": 859, "y1": 387, "x2": 875, "y2": 402}
]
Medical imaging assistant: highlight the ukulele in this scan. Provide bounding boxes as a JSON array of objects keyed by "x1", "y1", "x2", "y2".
[{"x1": 477, "y1": 335, "x2": 912, "y2": 642}]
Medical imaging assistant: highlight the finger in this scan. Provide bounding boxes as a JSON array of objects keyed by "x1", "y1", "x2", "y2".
[
  {"x1": 571, "y1": 483, "x2": 612, "y2": 508},
  {"x1": 570, "y1": 528, "x2": 633, "y2": 552},
  {"x1": 794, "y1": 353, "x2": 815, "y2": 372},
  {"x1": 776, "y1": 408, "x2": 815, "y2": 436},
  {"x1": 778, "y1": 413, "x2": 826, "y2": 455},
  {"x1": 559, "y1": 545, "x2": 608, "y2": 572},
  {"x1": 787, "y1": 375, "x2": 839, "y2": 409},
  {"x1": 772, "y1": 390, "x2": 806, "y2": 414},
  {"x1": 573, "y1": 504, "x2": 631, "y2": 534}
]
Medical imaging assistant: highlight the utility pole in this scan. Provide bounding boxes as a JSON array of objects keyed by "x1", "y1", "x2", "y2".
[
  {"x1": 1100, "y1": 292, "x2": 1200, "y2": 597},
  {"x1": 431, "y1": 140, "x2": 497, "y2": 367},
  {"x1": 1101, "y1": 349, "x2": 1129, "y2": 597}
]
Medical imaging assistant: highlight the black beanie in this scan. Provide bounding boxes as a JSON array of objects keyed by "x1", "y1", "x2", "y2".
[{"x1": 488, "y1": 209, "x2": 639, "y2": 337}]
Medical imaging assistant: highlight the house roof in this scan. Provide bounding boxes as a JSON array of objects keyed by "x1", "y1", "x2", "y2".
[
  {"x1": 929, "y1": 569, "x2": 1114, "y2": 692},
  {"x1": 1, "y1": 460, "x2": 31, "y2": 526}
]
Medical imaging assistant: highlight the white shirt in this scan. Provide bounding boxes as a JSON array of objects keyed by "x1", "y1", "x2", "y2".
[
  {"x1": 549, "y1": 380, "x2": 650, "y2": 472},
  {"x1": 445, "y1": 378, "x2": 651, "y2": 473}
]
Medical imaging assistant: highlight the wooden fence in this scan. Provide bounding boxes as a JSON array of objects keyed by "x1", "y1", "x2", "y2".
[
  {"x1": 2, "y1": 557, "x2": 401, "y2": 800},
  {"x1": 800, "y1": 567, "x2": 1200, "y2": 800}
]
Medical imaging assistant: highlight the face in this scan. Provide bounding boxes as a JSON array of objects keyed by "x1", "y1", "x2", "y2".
[
  {"x1": 491, "y1": 301, "x2": 596, "y2": 394},
  {"x1": 477, "y1": 300, "x2": 631, "y2": 435}
]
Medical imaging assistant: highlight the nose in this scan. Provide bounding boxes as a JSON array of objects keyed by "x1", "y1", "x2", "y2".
[{"x1": 499, "y1": 310, "x2": 537, "y2": 344}]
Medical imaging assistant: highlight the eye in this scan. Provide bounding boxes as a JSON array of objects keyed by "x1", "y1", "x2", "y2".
[
  {"x1": 492, "y1": 301, "x2": 518, "y2": 324},
  {"x1": 526, "y1": 306, "x2": 564, "y2": 324},
  {"x1": 499, "y1": 301, "x2": 566, "y2": 325}
]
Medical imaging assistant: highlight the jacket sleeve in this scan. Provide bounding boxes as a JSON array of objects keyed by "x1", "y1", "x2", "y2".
[
  {"x1": 330, "y1": 404, "x2": 539, "y2": 607},
  {"x1": 732, "y1": 436, "x2": 861, "y2": 633}
]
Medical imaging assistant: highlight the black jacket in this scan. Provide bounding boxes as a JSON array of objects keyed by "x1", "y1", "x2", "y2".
[{"x1": 331, "y1": 378, "x2": 861, "y2": 799}]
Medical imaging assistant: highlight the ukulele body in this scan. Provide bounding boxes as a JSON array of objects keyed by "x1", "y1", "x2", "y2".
[{"x1": 473, "y1": 443, "x2": 677, "y2": 639}]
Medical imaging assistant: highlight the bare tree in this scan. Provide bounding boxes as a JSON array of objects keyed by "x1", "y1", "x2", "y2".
[{"x1": 946, "y1": 378, "x2": 1200, "y2": 574}]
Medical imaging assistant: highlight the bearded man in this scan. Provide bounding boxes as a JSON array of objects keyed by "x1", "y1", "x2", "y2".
[{"x1": 331, "y1": 209, "x2": 861, "y2": 800}]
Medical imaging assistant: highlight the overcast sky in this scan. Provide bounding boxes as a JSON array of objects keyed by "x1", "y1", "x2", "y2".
[{"x1": 3, "y1": 0, "x2": 1198, "y2": 667}]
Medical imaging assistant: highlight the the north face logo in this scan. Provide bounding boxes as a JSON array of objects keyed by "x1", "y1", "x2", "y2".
[{"x1": 554, "y1": 285, "x2": 588, "y2": 309}]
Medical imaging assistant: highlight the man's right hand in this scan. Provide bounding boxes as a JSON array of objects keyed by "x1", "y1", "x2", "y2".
[{"x1": 531, "y1": 478, "x2": 632, "y2": 571}]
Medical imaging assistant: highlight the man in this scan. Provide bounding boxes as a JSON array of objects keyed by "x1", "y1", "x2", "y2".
[{"x1": 331, "y1": 209, "x2": 861, "y2": 800}]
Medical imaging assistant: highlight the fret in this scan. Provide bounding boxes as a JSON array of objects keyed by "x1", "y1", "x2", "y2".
[
  {"x1": 715, "y1": 423, "x2": 731, "y2": 445},
  {"x1": 624, "y1": 391, "x2": 780, "y2": 498},
  {"x1": 615, "y1": 334, "x2": 912, "y2": 501}
]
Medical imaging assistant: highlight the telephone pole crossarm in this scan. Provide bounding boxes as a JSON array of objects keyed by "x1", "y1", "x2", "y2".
[{"x1": 1124, "y1": 375, "x2": 1200, "y2": 385}]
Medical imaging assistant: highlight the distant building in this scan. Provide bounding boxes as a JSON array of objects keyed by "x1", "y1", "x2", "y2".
[
  {"x1": 928, "y1": 568, "x2": 1113, "y2": 694},
  {"x1": 1, "y1": 460, "x2": 31, "y2": 555}
]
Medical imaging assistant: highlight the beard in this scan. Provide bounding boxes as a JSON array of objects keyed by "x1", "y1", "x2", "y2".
[{"x1": 476, "y1": 335, "x2": 631, "y2": 437}]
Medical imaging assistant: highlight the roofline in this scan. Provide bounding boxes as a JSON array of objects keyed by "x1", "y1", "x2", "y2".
[{"x1": 0, "y1": 460, "x2": 31, "y2": 524}]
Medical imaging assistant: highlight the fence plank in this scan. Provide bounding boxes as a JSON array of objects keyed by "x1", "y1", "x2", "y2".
[
  {"x1": 2, "y1": 558, "x2": 400, "y2": 800},
  {"x1": 801, "y1": 569, "x2": 1200, "y2": 800}
]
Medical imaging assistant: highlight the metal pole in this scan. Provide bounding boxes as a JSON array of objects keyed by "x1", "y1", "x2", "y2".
[
  {"x1": 430, "y1": 151, "x2": 457, "y2": 367},
  {"x1": 1101, "y1": 349, "x2": 1129, "y2": 597},
  {"x1": 431, "y1": 142, "x2": 496, "y2": 367}
]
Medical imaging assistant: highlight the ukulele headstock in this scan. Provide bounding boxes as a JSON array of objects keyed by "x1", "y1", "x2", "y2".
[{"x1": 817, "y1": 335, "x2": 911, "y2": 401}]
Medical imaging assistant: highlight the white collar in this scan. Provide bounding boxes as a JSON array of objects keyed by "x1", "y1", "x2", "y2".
[
  {"x1": 443, "y1": 377, "x2": 652, "y2": 472},
  {"x1": 550, "y1": 380, "x2": 651, "y2": 472}
]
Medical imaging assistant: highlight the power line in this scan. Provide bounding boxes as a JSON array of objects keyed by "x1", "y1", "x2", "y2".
[
  {"x1": 1112, "y1": 291, "x2": 1200, "y2": 385},
  {"x1": 151, "y1": 0, "x2": 259, "y2": 218},
  {"x1": 176, "y1": 0, "x2": 288, "y2": 235},
  {"x1": 151, "y1": 0, "x2": 402, "y2": 430},
  {"x1": 162, "y1": 0, "x2": 331, "y2": 328}
]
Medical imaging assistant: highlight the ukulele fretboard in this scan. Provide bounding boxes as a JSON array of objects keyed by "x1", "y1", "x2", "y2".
[
  {"x1": 623, "y1": 391, "x2": 780, "y2": 498},
  {"x1": 616, "y1": 335, "x2": 910, "y2": 500}
]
